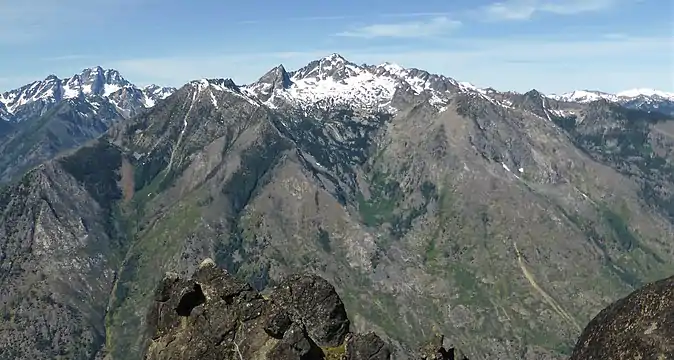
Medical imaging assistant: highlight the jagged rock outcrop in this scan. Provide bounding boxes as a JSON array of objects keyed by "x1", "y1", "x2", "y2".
[
  {"x1": 418, "y1": 335, "x2": 469, "y2": 360},
  {"x1": 144, "y1": 259, "x2": 392, "y2": 360},
  {"x1": 270, "y1": 273, "x2": 350, "y2": 347},
  {"x1": 570, "y1": 275, "x2": 674, "y2": 360}
]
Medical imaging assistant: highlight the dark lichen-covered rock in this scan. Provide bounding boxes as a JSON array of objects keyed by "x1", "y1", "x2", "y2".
[
  {"x1": 345, "y1": 333, "x2": 391, "y2": 360},
  {"x1": 264, "y1": 304, "x2": 294, "y2": 339},
  {"x1": 418, "y1": 334, "x2": 469, "y2": 360},
  {"x1": 270, "y1": 273, "x2": 351, "y2": 347},
  {"x1": 266, "y1": 323, "x2": 324, "y2": 360},
  {"x1": 144, "y1": 259, "x2": 389, "y2": 360},
  {"x1": 570, "y1": 275, "x2": 674, "y2": 360}
]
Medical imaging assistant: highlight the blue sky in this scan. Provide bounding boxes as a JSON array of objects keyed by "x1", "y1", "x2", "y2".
[{"x1": 0, "y1": 0, "x2": 672, "y2": 94}]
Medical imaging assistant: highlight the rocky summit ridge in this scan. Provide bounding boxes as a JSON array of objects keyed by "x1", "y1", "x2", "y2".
[
  {"x1": 241, "y1": 53, "x2": 673, "y2": 116},
  {"x1": 243, "y1": 53, "x2": 491, "y2": 113},
  {"x1": 143, "y1": 259, "x2": 466, "y2": 360}
]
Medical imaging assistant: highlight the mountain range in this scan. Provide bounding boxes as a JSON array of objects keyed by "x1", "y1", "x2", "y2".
[
  {"x1": 0, "y1": 66, "x2": 174, "y2": 121},
  {"x1": 0, "y1": 53, "x2": 674, "y2": 360},
  {"x1": 548, "y1": 89, "x2": 674, "y2": 115}
]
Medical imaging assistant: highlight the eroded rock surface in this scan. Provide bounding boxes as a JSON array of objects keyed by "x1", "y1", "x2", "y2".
[
  {"x1": 418, "y1": 335, "x2": 469, "y2": 360},
  {"x1": 570, "y1": 275, "x2": 674, "y2": 360},
  {"x1": 144, "y1": 259, "x2": 390, "y2": 360}
]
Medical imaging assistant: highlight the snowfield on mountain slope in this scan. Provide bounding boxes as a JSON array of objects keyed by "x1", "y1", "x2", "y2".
[{"x1": 242, "y1": 53, "x2": 505, "y2": 112}]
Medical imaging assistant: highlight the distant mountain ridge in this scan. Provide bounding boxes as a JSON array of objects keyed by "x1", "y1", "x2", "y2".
[
  {"x1": 546, "y1": 89, "x2": 674, "y2": 115},
  {"x1": 549, "y1": 88, "x2": 674, "y2": 103},
  {"x1": 0, "y1": 66, "x2": 175, "y2": 122},
  {"x1": 238, "y1": 53, "x2": 674, "y2": 116},
  {"x1": 1, "y1": 58, "x2": 671, "y2": 121}
]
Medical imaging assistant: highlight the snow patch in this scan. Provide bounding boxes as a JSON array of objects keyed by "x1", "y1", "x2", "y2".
[
  {"x1": 142, "y1": 95, "x2": 156, "y2": 108},
  {"x1": 103, "y1": 84, "x2": 121, "y2": 97},
  {"x1": 63, "y1": 85, "x2": 80, "y2": 99},
  {"x1": 209, "y1": 90, "x2": 218, "y2": 108},
  {"x1": 379, "y1": 62, "x2": 405, "y2": 75},
  {"x1": 285, "y1": 68, "x2": 399, "y2": 110}
]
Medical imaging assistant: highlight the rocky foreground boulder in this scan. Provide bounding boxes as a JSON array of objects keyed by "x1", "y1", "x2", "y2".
[
  {"x1": 418, "y1": 334, "x2": 469, "y2": 360},
  {"x1": 144, "y1": 259, "x2": 465, "y2": 360},
  {"x1": 570, "y1": 275, "x2": 674, "y2": 360}
]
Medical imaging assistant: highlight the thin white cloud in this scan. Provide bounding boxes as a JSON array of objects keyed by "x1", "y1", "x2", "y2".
[
  {"x1": 238, "y1": 12, "x2": 454, "y2": 25},
  {"x1": 539, "y1": 0, "x2": 615, "y2": 14},
  {"x1": 381, "y1": 12, "x2": 454, "y2": 18},
  {"x1": 483, "y1": 0, "x2": 615, "y2": 21},
  {"x1": 336, "y1": 17, "x2": 461, "y2": 39},
  {"x1": 484, "y1": 0, "x2": 538, "y2": 20},
  {"x1": 238, "y1": 15, "x2": 354, "y2": 24}
]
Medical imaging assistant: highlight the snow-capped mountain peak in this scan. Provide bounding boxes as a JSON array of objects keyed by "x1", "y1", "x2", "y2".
[
  {"x1": 140, "y1": 84, "x2": 177, "y2": 107},
  {"x1": 62, "y1": 66, "x2": 131, "y2": 98},
  {"x1": 549, "y1": 88, "x2": 674, "y2": 103},
  {"x1": 378, "y1": 62, "x2": 406, "y2": 76},
  {"x1": 244, "y1": 53, "x2": 475, "y2": 112},
  {"x1": 616, "y1": 88, "x2": 674, "y2": 100},
  {"x1": 545, "y1": 87, "x2": 674, "y2": 115},
  {"x1": 247, "y1": 53, "x2": 674, "y2": 116},
  {"x1": 548, "y1": 90, "x2": 619, "y2": 103},
  {"x1": 0, "y1": 67, "x2": 175, "y2": 121},
  {"x1": 244, "y1": 65, "x2": 291, "y2": 102},
  {"x1": 291, "y1": 53, "x2": 364, "y2": 83}
]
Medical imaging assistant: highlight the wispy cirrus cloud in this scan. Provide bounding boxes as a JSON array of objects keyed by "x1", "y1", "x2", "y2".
[
  {"x1": 336, "y1": 17, "x2": 461, "y2": 39},
  {"x1": 483, "y1": 0, "x2": 616, "y2": 21},
  {"x1": 237, "y1": 12, "x2": 454, "y2": 25}
]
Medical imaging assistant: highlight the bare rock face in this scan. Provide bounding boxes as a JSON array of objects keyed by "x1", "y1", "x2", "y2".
[
  {"x1": 570, "y1": 275, "x2": 674, "y2": 360},
  {"x1": 144, "y1": 259, "x2": 389, "y2": 360},
  {"x1": 270, "y1": 273, "x2": 351, "y2": 347},
  {"x1": 344, "y1": 333, "x2": 391, "y2": 360},
  {"x1": 418, "y1": 335, "x2": 469, "y2": 360}
]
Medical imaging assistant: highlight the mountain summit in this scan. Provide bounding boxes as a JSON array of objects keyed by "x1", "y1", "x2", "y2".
[
  {"x1": 548, "y1": 88, "x2": 674, "y2": 115},
  {"x1": 0, "y1": 67, "x2": 175, "y2": 122},
  {"x1": 0, "y1": 67, "x2": 176, "y2": 182},
  {"x1": 244, "y1": 53, "x2": 470, "y2": 111}
]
